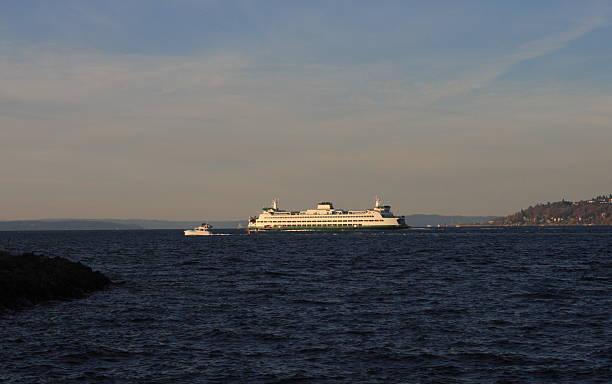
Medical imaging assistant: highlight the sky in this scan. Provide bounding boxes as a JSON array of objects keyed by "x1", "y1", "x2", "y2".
[{"x1": 1, "y1": 0, "x2": 612, "y2": 220}]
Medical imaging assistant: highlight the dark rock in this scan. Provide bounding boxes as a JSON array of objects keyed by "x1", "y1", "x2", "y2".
[{"x1": 0, "y1": 250, "x2": 111, "y2": 310}]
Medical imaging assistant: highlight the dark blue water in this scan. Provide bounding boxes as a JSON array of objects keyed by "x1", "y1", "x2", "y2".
[{"x1": 1, "y1": 227, "x2": 611, "y2": 383}]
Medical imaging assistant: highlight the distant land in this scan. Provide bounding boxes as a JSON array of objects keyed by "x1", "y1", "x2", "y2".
[
  {"x1": 0, "y1": 219, "x2": 241, "y2": 231},
  {"x1": 486, "y1": 195, "x2": 612, "y2": 226},
  {"x1": 0, "y1": 219, "x2": 142, "y2": 231},
  {"x1": 403, "y1": 215, "x2": 495, "y2": 227},
  {"x1": 6, "y1": 198, "x2": 612, "y2": 229},
  {"x1": 0, "y1": 215, "x2": 495, "y2": 231}
]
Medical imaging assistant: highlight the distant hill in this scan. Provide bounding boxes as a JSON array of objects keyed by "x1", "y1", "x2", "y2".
[
  {"x1": 0, "y1": 220, "x2": 141, "y2": 231},
  {"x1": 0, "y1": 215, "x2": 497, "y2": 231},
  {"x1": 0, "y1": 219, "x2": 245, "y2": 231},
  {"x1": 486, "y1": 195, "x2": 612, "y2": 226},
  {"x1": 106, "y1": 219, "x2": 245, "y2": 229},
  {"x1": 403, "y1": 214, "x2": 496, "y2": 227},
  {"x1": 84, "y1": 217, "x2": 496, "y2": 229}
]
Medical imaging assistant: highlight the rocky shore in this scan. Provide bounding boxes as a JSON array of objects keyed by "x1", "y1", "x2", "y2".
[{"x1": 0, "y1": 251, "x2": 110, "y2": 310}]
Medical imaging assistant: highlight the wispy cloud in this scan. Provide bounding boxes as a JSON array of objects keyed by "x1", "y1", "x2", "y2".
[{"x1": 421, "y1": 12, "x2": 611, "y2": 102}]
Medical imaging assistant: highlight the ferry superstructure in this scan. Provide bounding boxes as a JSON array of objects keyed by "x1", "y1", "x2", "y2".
[{"x1": 248, "y1": 198, "x2": 407, "y2": 232}]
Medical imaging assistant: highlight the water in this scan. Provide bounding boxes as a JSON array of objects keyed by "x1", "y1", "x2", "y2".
[{"x1": 1, "y1": 227, "x2": 611, "y2": 383}]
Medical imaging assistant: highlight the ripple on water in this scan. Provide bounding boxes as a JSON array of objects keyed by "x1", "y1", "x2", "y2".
[{"x1": 1, "y1": 227, "x2": 611, "y2": 383}]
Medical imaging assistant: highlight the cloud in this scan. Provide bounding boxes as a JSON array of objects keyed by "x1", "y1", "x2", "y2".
[
  {"x1": 1, "y1": 3, "x2": 612, "y2": 219},
  {"x1": 421, "y1": 12, "x2": 611, "y2": 102}
]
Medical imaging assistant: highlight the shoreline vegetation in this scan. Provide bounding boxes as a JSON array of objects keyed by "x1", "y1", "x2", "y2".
[
  {"x1": 0, "y1": 251, "x2": 110, "y2": 311},
  {"x1": 482, "y1": 195, "x2": 612, "y2": 226}
]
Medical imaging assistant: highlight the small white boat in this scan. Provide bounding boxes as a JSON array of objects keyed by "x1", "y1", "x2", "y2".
[{"x1": 184, "y1": 223, "x2": 213, "y2": 236}]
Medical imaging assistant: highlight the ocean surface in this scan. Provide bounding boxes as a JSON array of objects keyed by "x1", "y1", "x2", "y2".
[{"x1": 1, "y1": 227, "x2": 611, "y2": 383}]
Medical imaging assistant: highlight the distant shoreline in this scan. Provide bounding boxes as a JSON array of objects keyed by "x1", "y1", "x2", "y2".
[
  {"x1": 484, "y1": 196, "x2": 612, "y2": 226},
  {"x1": 0, "y1": 215, "x2": 496, "y2": 231},
  {"x1": 456, "y1": 224, "x2": 612, "y2": 227}
]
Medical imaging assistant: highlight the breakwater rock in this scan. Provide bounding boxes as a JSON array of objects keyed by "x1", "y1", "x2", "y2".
[{"x1": 0, "y1": 251, "x2": 110, "y2": 310}]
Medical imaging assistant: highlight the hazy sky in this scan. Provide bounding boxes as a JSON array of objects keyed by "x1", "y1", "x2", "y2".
[{"x1": 2, "y1": 0, "x2": 612, "y2": 220}]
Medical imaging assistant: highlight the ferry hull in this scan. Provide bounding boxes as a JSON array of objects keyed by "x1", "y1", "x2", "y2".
[{"x1": 248, "y1": 225, "x2": 408, "y2": 232}]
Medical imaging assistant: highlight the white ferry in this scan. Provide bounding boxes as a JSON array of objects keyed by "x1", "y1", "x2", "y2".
[{"x1": 248, "y1": 198, "x2": 407, "y2": 232}]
